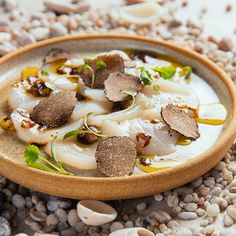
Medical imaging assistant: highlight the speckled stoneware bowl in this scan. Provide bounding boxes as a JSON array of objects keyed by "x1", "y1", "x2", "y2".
[{"x1": 0, "y1": 35, "x2": 236, "y2": 200}]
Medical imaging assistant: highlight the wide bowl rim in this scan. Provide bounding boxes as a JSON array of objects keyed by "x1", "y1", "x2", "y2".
[{"x1": 0, "y1": 34, "x2": 236, "y2": 195}]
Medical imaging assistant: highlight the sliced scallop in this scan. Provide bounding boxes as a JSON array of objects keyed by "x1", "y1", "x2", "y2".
[
  {"x1": 8, "y1": 85, "x2": 41, "y2": 113},
  {"x1": 11, "y1": 109, "x2": 83, "y2": 144},
  {"x1": 44, "y1": 141, "x2": 97, "y2": 170}
]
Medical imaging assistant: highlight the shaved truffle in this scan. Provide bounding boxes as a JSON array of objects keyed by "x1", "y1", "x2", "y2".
[
  {"x1": 79, "y1": 54, "x2": 124, "y2": 89},
  {"x1": 161, "y1": 104, "x2": 200, "y2": 140},
  {"x1": 104, "y1": 72, "x2": 142, "y2": 102},
  {"x1": 44, "y1": 48, "x2": 69, "y2": 64},
  {"x1": 95, "y1": 137, "x2": 137, "y2": 177},
  {"x1": 30, "y1": 91, "x2": 77, "y2": 128}
]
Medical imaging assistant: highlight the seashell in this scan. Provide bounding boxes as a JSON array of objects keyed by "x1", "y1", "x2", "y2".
[
  {"x1": 109, "y1": 227, "x2": 154, "y2": 236},
  {"x1": 77, "y1": 200, "x2": 117, "y2": 226},
  {"x1": 120, "y1": 2, "x2": 163, "y2": 25}
]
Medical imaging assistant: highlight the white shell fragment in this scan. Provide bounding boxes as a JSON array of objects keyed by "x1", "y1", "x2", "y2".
[
  {"x1": 77, "y1": 200, "x2": 117, "y2": 226},
  {"x1": 120, "y1": 2, "x2": 163, "y2": 25},
  {"x1": 109, "y1": 227, "x2": 154, "y2": 236}
]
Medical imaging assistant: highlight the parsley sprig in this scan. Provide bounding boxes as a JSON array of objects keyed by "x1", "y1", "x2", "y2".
[
  {"x1": 24, "y1": 138, "x2": 73, "y2": 175},
  {"x1": 96, "y1": 60, "x2": 107, "y2": 69},
  {"x1": 152, "y1": 66, "x2": 176, "y2": 79},
  {"x1": 64, "y1": 112, "x2": 105, "y2": 140}
]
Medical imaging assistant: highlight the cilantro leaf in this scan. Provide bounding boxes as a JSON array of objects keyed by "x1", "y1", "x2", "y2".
[
  {"x1": 24, "y1": 144, "x2": 40, "y2": 164},
  {"x1": 182, "y1": 66, "x2": 192, "y2": 79},
  {"x1": 153, "y1": 66, "x2": 176, "y2": 79},
  {"x1": 96, "y1": 60, "x2": 107, "y2": 69},
  {"x1": 140, "y1": 68, "x2": 153, "y2": 85},
  {"x1": 41, "y1": 70, "x2": 49, "y2": 76},
  {"x1": 64, "y1": 130, "x2": 84, "y2": 139}
]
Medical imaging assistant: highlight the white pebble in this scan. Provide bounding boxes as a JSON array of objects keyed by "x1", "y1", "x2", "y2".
[
  {"x1": 16, "y1": 32, "x2": 36, "y2": 46},
  {"x1": 226, "y1": 206, "x2": 236, "y2": 220},
  {"x1": 50, "y1": 22, "x2": 68, "y2": 37},
  {"x1": 12, "y1": 194, "x2": 25, "y2": 209},
  {"x1": 176, "y1": 227, "x2": 192, "y2": 236},
  {"x1": 178, "y1": 212, "x2": 197, "y2": 220},
  {"x1": 0, "y1": 32, "x2": 11, "y2": 42},
  {"x1": 184, "y1": 203, "x2": 198, "y2": 212},
  {"x1": 224, "y1": 214, "x2": 234, "y2": 227},
  {"x1": 154, "y1": 194, "x2": 163, "y2": 202},
  {"x1": 29, "y1": 27, "x2": 50, "y2": 41},
  {"x1": 47, "y1": 213, "x2": 59, "y2": 226},
  {"x1": 136, "y1": 202, "x2": 146, "y2": 211},
  {"x1": 68, "y1": 209, "x2": 80, "y2": 227},
  {"x1": 204, "y1": 224, "x2": 215, "y2": 234},
  {"x1": 110, "y1": 222, "x2": 124, "y2": 232},
  {"x1": 206, "y1": 204, "x2": 220, "y2": 217},
  {"x1": 56, "y1": 208, "x2": 68, "y2": 223},
  {"x1": 167, "y1": 192, "x2": 179, "y2": 208}
]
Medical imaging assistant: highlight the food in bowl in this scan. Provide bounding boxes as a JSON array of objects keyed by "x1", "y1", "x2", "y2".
[{"x1": 0, "y1": 48, "x2": 227, "y2": 177}]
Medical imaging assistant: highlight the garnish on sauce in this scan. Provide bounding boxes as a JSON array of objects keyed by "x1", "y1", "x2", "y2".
[
  {"x1": 95, "y1": 137, "x2": 137, "y2": 177},
  {"x1": 24, "y1": 141, "x2": 73, "y2": 175},
  {"x1": 180, "y1": 66, "x2": 192, "y2": 79},
  {"x1": 140, "y1": 67, "x2": 153, "y2": 85},
  {"x1": 161, "y1": 104, "x2": 200, "y2": 140},
  {"x1": 153, "y1": 66, "x2": 176, "y2": 79}
]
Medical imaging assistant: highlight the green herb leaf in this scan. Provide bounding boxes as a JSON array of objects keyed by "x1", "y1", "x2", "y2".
[
  {"x1": 41, "y1": 70, "x2": 49, "y2": 77},
  {"x1": 153, "y1": 66, "x2": 176, "y2": 79},
  {"x1": 96, "y1": 60, "x2": 107, "y2": 69},
  {"x1": 45, "y1": 82, "x2": 57, "y2": 91},
  {"x1": 64, "y1": 130, "x2": 84, "y2": 139},
  {"x1": 182, "y1": 66, "x2": 192, "y2": 79},
  {"x1": 24, "y1": 144, "x2": 40, "y2": 164},
  {"x1": 140, "y1": 68, "x2": 153, "y2": 85}
]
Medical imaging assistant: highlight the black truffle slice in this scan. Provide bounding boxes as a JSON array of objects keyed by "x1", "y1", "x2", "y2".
[
  {"x1": 44, "y1": 48, "x2": 69, "y2": 64},
  {"x1": 95, "y1": 137, "x2": 137, "y2": 177},
  {"x1": 161, "y1": 104, "x2": 200, "y2": 140},
  {"x1": 79, "y1": 54, "x2": 124, "y2": 89},
  {"x1": 30, "y1": 91, "x2": 77, "y2": 128},
  {"x1": 104, "y1": 72, "x2": 142, "y2": 102}
]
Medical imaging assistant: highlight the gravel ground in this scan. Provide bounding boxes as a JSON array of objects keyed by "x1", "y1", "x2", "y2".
[{"x1": 0, "y1": 0, "x2": 236, "y2": 235}]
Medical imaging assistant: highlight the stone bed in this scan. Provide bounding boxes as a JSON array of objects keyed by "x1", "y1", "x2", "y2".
[{"x1": 0, "y1": 0, "x2": 236, "y2": 235}]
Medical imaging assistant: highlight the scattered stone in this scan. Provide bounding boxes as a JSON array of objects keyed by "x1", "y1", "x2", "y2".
[
  {"x1": 178, "y1": 212, "x2": 198, "y2": 220},
  {"x1": 29, "y1": 208, "x2": 47, "y2": 222},
  {"x1": 30, "y1": 91, "x2": 77, "y2": 128},
  {"x1": 184, "y1": 203, "x2": 198, "y2": 212},
  {"x1": 218, "y1": 37, "x2": 233, "y2": 52},
  {"x1": 12, "y1": 194, "x2": 25, "y2": 209},
  {"x1": 29, "y1": 27, "x2": 50, "y2": 41},
  {"x1": 50, "y1": 22, "x2": 68, "y2": 37},
  {"x1": 46, "y1": 213, "x2": 59, "y2": 226},
  {"x1": 206, "y1": 204, "x2": 220, "y2": 217},
  {"x1": 0, "y1": 217, "x2": 11, "y2": 236},
  {"x1": 154, "y1": 194, "x2": 164, "y2": 202},
  {"x1": 15, "y1": 32, "x2": 36, "y2": 46},
  {"x1": 224, "y1": 214, "x2": 234, "y2": 227},
  {"x1": 95, "y1": 137, "x2": 137, "y2": 177},
  {"x1": 168, "y1": 19, "x2": 182, "y2": 29},
  {"x1": 110, "y1": 222, "x2": 124, "y2": 232},
  {"x1": 67, "y1": 209, "x2": 80, "y2": 227}
]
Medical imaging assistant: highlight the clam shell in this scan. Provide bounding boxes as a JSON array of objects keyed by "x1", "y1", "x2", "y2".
[
  {"x1": 109, "y1": 227, "x2": 154, "y2": 236},
  {"x1": 120, "y1": 2, "x2": 163, "y2": 25},
  {"x1": 77, "y1": 200, "x2": 117, "y2": 226}
]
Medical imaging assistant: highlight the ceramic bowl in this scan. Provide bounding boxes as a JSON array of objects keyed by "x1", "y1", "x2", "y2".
[{"x1": 0, "y1": 35, "x2": 236, "y2": 200}]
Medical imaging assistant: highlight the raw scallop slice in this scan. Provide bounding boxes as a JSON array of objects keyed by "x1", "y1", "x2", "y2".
[
  {"x1": 71, "y1": 101, "x2": 108, "y2": 121},
  {"x1": 44, "y1": 141, "x2": 97, "y2": 170},
  {"x1": 8, "y1": 85, "x2": 41, "y2": 112},
  {"x1": 127, "y1": 118, "x2": 179, "y2": 155},
  {"x1": 11, "y1": 109, "x2": 83, "y2": 144}
]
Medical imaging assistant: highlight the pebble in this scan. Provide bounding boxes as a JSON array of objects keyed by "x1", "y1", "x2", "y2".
[
  {"x1": 47, "y1": 198, "x2": 71, "y2": 212},
  {"x1": 46, "y1": 213, "x2": 59, "y2": 226},
  {"x1": 44, "y1": 0, "x2": 74, "y2": 14},
  {"x1": 67, "y1": 209, "x2": 80, "y2": 227},
  {"x1": 12, "y1": 194, "x2": 26, "y2": 209},
  {"x1": 35, "y1": 201, "x2": 47, "y2": 213},
  {"x1": 110, "y1": 222, "x2": 124, "y2": 232},
  {"x1": 29, "y1": 27, "x2": 50, "y2": 41},
  {"x1": 0, "y1": 32, "x2": 11, "y2": 42},
  {"x1": 61, "y1": 228, "x2": 77, "y2": 236},
  {"x1": 176, "y1": 227, "x2": 192, "y2": 236},
  {"x1": 154, "y1": 194, "x2": 164, "y2": 201},
  {"x1": 50, "y1": 22, "x2": 68, "y2": 37},
  {"x1": 16, "y1": 32, "x2": 36, "y2": 46},
  {"x1": 136, "y1": 202, "x2": 146, "y2": 211},
  {"x1": 167, "y1": 192, "x2": 179, "y2": 208},
  {"x1": 55, "y1": 209, "x2": 67, "y2": 223},
  {"x1": 226, "y1": 206, "x2": 236, "y2": 220},
  {"x1": 184, "y1": 203, "x2": 198, "y2": 212},
  {"x1": 224, "y1": 214, "x2": 234, "y2": 227},
  {"x1": 206, "y1": 204, "x2": 220, "y2": 217},
  {"x1": 178, "y1": 212, "x2": 197, "y2": 220},
  {"x1": 29, "y1": 208, "x2": 47, "y2": 222},
  {"x1": 0, "y1": 217, "x2": 11, "y2": 236},
  {"x1": 218, "y1": 37, "x2": 233, "y2": 52}
]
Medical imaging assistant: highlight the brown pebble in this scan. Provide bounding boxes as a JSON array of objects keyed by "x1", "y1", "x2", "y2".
[
  {"x1": 30, "y1": 91, "x2": 77, "y2": 128},
  {"x1": 208, "y1": 35, "x2": 219, "y2": 45},
  {"x1": 104, "y1": 72, "x2": 142, "y2": 102},
  {"x1": 168, "y1": 19, "x2": 182, "y2": 29},
  {"x1": 226, "y1": 4, "x2": 232, "y2": 12},
  {"x1": 79, "y1": 54, "x2": 124, "y2": 89},
  {"x1": 161, "y1": 104, "x2": 200, "y2": 140},
  {"x1": 44, "y1": 48, "x2": 69, "y2": 64},
  {"x1": 95, "y1": 137, "x2": 137, "y2": 177},
  {"x1": 218, "y1": 37, "x2": 233, "y2": 52}
]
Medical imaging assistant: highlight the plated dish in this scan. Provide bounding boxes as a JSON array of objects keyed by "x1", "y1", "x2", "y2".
[
  {"x1": 1, "y1": 48, "x2": 227, "y2": 177},
  {"x1": 0, "y1": 35, "x2": 235, "y2": 199}
]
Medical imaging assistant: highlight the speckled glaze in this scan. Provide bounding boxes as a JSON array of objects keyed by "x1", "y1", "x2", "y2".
[{"x1": 0, "y1": 35, "x2": 236, "y2": 200}]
